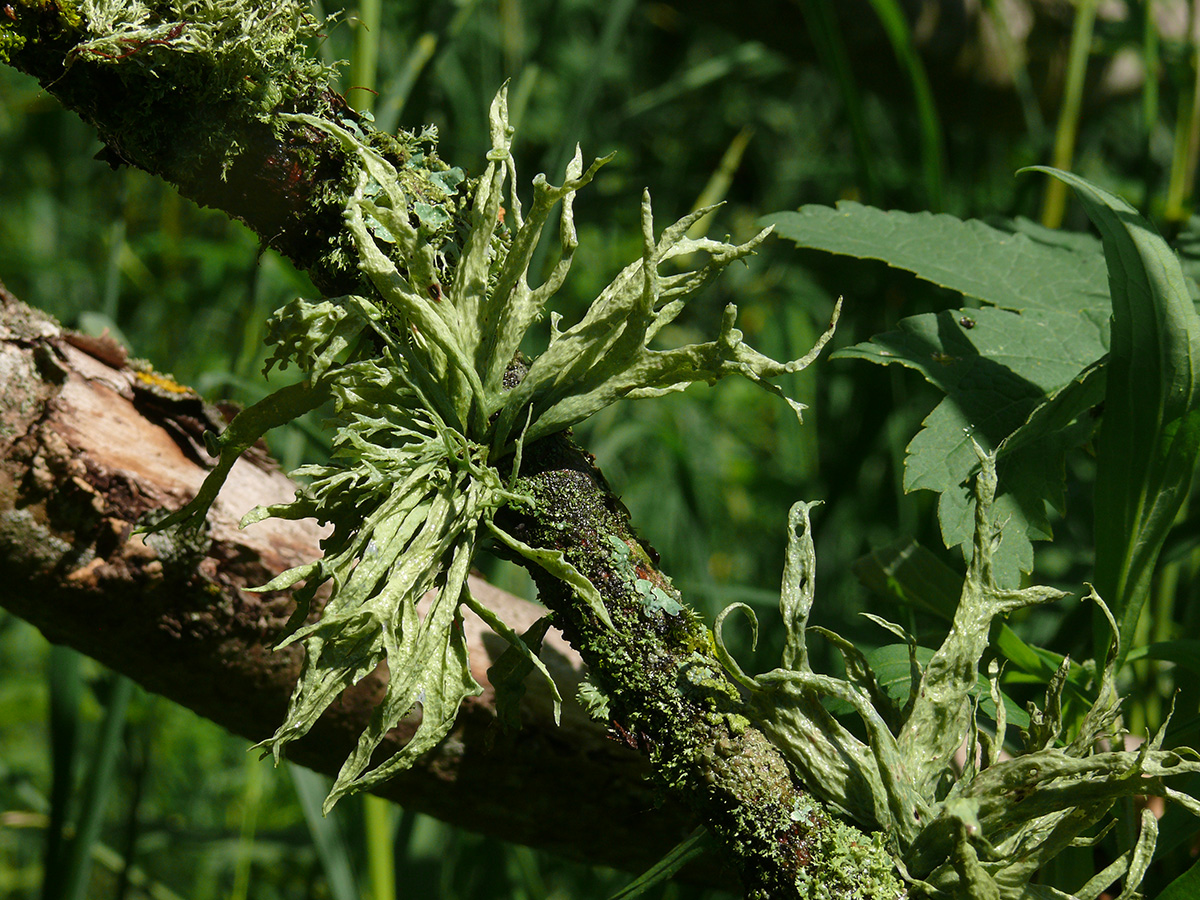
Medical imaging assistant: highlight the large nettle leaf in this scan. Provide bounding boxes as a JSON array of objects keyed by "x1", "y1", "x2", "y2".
[
  {"x1": 146, "y1": 86, "x2": 837, "y2": 811},
  {"x1": 765, "y1": 201, "x2": 1121, "y2": 584}
]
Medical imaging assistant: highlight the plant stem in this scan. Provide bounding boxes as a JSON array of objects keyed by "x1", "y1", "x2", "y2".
[
  {"x1": 364, "y1": 794, "x2": 396, "y2": 900},
  {"x1": 1165, "y1": 0, "x2": 1200, "y2": 223},
  {"x1": 1042, "y1": 0, "x2": 1099, "y2": 228},
  {"x1": 348, "y1": 0, "x2": 382, "y2": 115},
  {"x1": 864, "y1": 0, "x2": 944, "y2": 209}
]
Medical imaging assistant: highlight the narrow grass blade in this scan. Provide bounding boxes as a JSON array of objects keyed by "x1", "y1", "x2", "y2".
[
  {"x1": 1165, "y1": 3, "x2": 1200, "y2": 223},
  {"x1": 288, "y1": 765, "x2": 359, "y2": 900},
  {"x1": 374, "y1": 0, "x2": 486, "y2": 135},
  {"x1": 347, "y1": 0, "x2": 382, "y2": 114},
  {"x1": 59, "y1": 674, "x2": 133, "y2": 900},
  {"x1": 41, "y1": 645, "x2": 81, "y2": 900},
  {"x1": 530, "y1": 0, "x2": 636, "y2": 278},
  {"x1": 980, "y1": 0, "x2": 1047, "y2": 149},
  {"x1": 229, "y1": 755, "x2": 265, "y2": 900},
  {"x1": 1025, "y1": 167, "x2": 1200, "y2": 667},
  {"x1": 543, "y1": 0, "x2": 636, "y2": 181},
  {"x1": 798, "y1": 0, "x2": 880, "y2": 201},
  {"x1": 863, "y1": 0, "x2": 944, "y2": 208},
  {"x1": 1040, "y1": 0, "x2": 1099, "y2": 228},
  {"x1": 685, "y1": 126, "x2": 753, "y2": 240},
  {"x1": 608, "y1": 827, "x2": 710, "y2": 899},
  {"x1": 363, "y1": 794, "x2": 396, "y2": 900}
]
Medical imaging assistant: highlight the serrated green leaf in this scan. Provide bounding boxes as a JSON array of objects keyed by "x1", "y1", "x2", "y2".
[
  {"x1": 837, "y1": 306, "x2": 1099, "y2": 583},
  {"x1": 764, "y1": 201, "x2": 1111, "y2": 317},
  {"x1": 771, "y1": 200, "x2": 1117, "y2": 583},
  {"x1": 994, "y1": 357, "x2": 1105, "y2": 460},
  {"x1": 1026, "y1": 168, "x2": 1200, "y2": 667}
]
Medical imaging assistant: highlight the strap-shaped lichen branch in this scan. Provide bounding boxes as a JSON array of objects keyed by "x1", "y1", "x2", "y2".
[
  {"x1": 139, "y1": 83, "x2": 842, "y2": 822},
  {"x1": 709, "y1": 449, "x2": 1200, "y2": 898}
]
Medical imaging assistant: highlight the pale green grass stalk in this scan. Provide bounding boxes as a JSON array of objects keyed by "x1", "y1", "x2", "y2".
[
  {"x1": 364, "y1": 794, "x2": 396, "y2": 900},
  {"x1": 229, "y1": 756, "x2": 265, "y2": 900},
  {"x1": 686, "y1": 126, "x2": 753, "y2": 239},
  {"x1": 1041, "y1": 0, "x2": 1099, "y2": 228},
  {"x1": 1165, "y1": 2, "x2": 1200, "y2": 222},
  {"x1": 373, "y1": 0, "x2": 484, "y2": 137},
  {"x1": 1138, "y1": 0, "x2": 1162, "y2": 207},
  {"x1": 348, "y1": 0, "x2": 382, "y2": 114}
]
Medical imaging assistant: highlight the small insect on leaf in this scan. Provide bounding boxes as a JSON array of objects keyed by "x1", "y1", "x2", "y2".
[{"x1": 959, "y1": 316, "x2": 976, "y2": 329}]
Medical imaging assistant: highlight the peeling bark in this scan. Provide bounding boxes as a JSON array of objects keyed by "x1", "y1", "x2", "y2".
[{"x1": 0, "y1": 284, "x2": 730, "y2": 883}]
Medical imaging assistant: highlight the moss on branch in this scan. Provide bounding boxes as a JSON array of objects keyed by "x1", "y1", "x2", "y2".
[
  {"x1": 499, "y1": 433, "x2": 901, "y2": 899},
  {"x1": 2, "y1": 0, "x2": 463, "y2": 296}
]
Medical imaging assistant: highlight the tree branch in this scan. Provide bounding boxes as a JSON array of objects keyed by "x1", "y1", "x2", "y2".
[
  {"x1": 2, "y1": 6, "x2": 900, "y2": 895},
  {"x1": 0, "y1": 283, "x2": 728, "y2": 882}
]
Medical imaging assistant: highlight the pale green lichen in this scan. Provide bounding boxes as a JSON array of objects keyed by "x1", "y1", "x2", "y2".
[
  {"x1": 718, "y1": 449, "x2": 1200, "y2": 898},
  {"x1": 147, "y1": 84, "x2": 835, "y2": 812},
  {"x1": 70, "y1": 0, "x2": 328, "y2": 109},
  {"x1": 577, "y1": 677, "x2": 612, "y2": 722}
]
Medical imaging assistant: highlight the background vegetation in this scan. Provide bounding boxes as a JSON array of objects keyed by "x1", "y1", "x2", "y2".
[{"x1": 1, "y1": 1, "x2": 1197, "y2": 897}]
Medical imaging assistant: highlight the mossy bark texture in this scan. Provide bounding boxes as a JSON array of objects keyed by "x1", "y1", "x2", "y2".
[
  {"x1": 5, "y1": 0, "x2": 399, "y2": 297},
  {"x1": 500, "y1": 440, "x2": 866, "y2": 898},
  {"x1": 3, "y1": 4, "x2": 897, "y2": 896}
]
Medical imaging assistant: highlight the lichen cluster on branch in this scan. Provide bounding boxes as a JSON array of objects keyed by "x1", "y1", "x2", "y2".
[
  {"x1": 148, "y1": 84, "x2": 837, "y2": 813},
  {"x1": 718, "y1": 451, "x2": 1200, "y2": 898}
]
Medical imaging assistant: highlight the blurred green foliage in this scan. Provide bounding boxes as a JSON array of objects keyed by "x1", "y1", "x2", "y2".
[{"x1": 2, "y1": 1, "x2": 1199, "y2": 897}]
